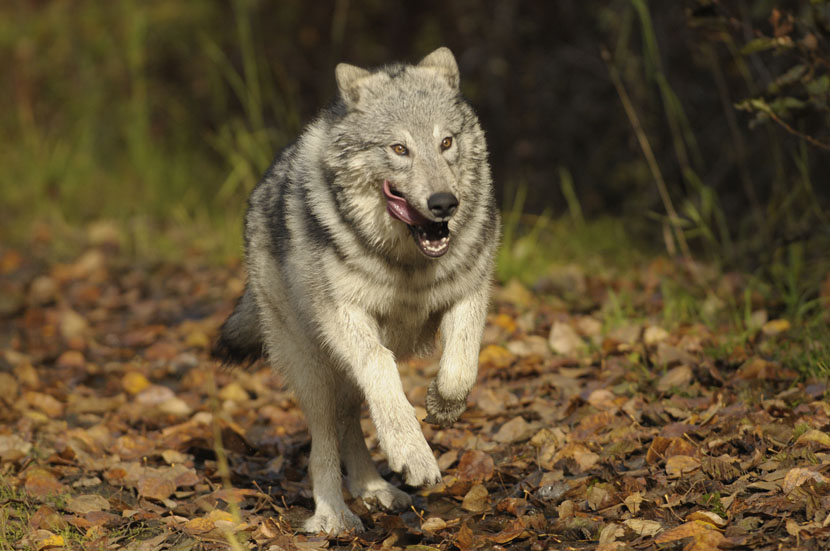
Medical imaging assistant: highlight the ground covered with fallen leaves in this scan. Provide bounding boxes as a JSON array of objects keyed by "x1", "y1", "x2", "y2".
[{"x1": 2, "y1": 236, "x2": 830, "y2": 551}]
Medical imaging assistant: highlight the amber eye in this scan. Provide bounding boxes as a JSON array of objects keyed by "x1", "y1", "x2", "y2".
[
  {"x1": 440, "y1": 136, "x2": 453, "y2": 150},
  {"x1": 391, "y1": 144, "x2": 408, "y2": 156}
]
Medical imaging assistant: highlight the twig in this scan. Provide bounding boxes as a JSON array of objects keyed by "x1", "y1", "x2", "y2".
[
  {"x1": 762, "y1": 107, "x2": 830, "y2": 152},
  {"x1": 602, "y1": 48, "x2": 694, "y2": 265}
]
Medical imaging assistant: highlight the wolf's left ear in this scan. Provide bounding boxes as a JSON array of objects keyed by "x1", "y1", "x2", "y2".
[
  {"x1": 335, "y1": 63, "x2": 371, "y2": 106},
  {"x1": 417, "y1": 47, "x2": 460, "y2": 91}
]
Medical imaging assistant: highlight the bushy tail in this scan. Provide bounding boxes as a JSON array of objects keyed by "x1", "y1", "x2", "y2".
[{"x1": 212, "y1": 286, "x2": 264, "y2": 365}]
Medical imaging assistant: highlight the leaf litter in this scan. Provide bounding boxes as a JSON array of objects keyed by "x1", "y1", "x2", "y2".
[{"x1": 1, "y1": 240, "x2": 829, "y2": 550}]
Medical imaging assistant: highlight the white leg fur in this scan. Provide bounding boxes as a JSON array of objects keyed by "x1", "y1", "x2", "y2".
[
  {"x1": 336, "y1": 385, "x2": 411, "y2": 510},
  {"x1": 258, "y1": 302, "x2": 363, "y2": 534},
  {"x1": 319, "y1": 305, "x2": 441, "y2": 487}
]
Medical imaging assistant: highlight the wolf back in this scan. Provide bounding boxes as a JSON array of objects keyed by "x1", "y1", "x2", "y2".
[{"x1": 214, "y1": 47, "x2": 499, "y2": 534}]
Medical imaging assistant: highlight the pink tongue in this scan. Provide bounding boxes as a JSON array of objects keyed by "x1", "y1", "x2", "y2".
[{"x1": 382, "y1": 180, "x2": 430, "y2": 225}]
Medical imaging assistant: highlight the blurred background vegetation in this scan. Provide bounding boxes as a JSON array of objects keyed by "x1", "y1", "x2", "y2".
[{"x1": 1, "y1": 0, "x2": 828, "y2": 317}]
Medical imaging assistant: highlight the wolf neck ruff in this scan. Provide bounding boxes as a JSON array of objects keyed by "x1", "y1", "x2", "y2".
[{"x1": 382, "y1": 179, "x2": 451, "y2": 257}]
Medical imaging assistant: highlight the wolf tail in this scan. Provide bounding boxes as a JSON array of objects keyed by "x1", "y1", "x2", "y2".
[{"x1": 212, "y1": 286, "x2": 264, "y2": 365}]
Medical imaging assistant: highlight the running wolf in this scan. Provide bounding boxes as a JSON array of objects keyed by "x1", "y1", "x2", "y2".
[{"x1": 214, "y1": 47, "x2": 499, "y2": 534}]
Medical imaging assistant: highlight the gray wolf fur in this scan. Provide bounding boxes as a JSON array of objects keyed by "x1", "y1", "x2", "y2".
[{"x1": 214, "y1": 47, "x2": 499, "y2": 534}]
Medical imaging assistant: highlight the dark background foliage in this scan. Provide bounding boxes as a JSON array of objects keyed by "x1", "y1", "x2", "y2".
[{"x1": 1, "y1": 0, "x2": 828, "y2": 269}]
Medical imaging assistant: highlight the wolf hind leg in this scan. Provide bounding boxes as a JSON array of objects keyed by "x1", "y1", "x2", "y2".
[
  {"x1": 337, "y1": 383, "x2": 411, "y2": 511},
  {"x1": 289, "y1": 369, "x2": 363, "y2": 534},
  {"x1": 262, "y1": 318, "x2": 363, "y2": 534}
]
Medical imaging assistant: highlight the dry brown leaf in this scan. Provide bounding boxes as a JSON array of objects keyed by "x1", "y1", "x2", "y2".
[
  {"x1": 657, "y1": 365, "x2": 694, "y2": 393},
  {"x1": 554, "y1": 443, "x2": 600, "y2": 473},
  {"x1": 59, "y1": 309, "x2": 89, "y2": 341},
  {"x1": 655, "y1": 520, "x2": 726, "y2": 550},
  {"x1": 66, "y1": 494, "x2": 110, "y2": 515},
  {"x1": 795, "y1": 429, "x2": 830, "y2": 449},
  {"x1": 493, "y1": 416, "x2": 538, "y2": 443},
  {"x1": 599, "y1": 523, "x2": 624, "y2": 544},
  {"x1": 655, "y1": 342, "x2": 697, "y2": 367},
  {"x1": 782, "y1": 467, "x2": 828, "y2": 493},
  {"x1": 587, "y1": 483, "x2": 615, "y2": 511},
  {"x1": 137, "y1": 476, "x2": 176, "y2": 501},
  {"x1": 643, "y1": 325, "x2": 669, "y2": 346},
  {"x1": 487, "y1": 518, "x2": 528, "y2": 544},
  {"x1": 624, "y1": 491, "x2": 644, "y2": 514},
  {"x1": 456, "y1": 449, "x2": 495, "y2": 482},
  {"x1": 421, "y1": 517, "x2": 447, "y2": 533},
  {"x1": 587, "y1": 389, "x2": 617, "y2": 410},
  {"x1": 461, "y1": 483, "x2": 489, "y2": 512},
  {"x1": 0, "y1": 434, "x2": 32, "y2": 461},
  {"x1": 686, "y1": 510, "x2": 727, "y2": 528},
  {"x1": 113, "y1": 434, "x2": 155, "y2": 460},
  {"x1": 665, "y1": 455, "x2": 700, "y2": 478},
  {"x1": 218, "y1": 381, "x2": 250, "y2": 403},
  {"x1": 646, "y1": 436, "x2": 671, "y2": 464},
  {"x1": 28, "y1": 506, "x2": 66, "y2": 532},
  {"x1": 23, "y1": 391, "x2": 64, "y2": 417},
  {"x1": 24, "y1": 467, "x2": 66, "y2": 498},
  {"x1": 55, "y1": 350, "x2": 85, "y2": 369},
  {"x1": 623, "y1": 518, "x2": 663, "y2": 537},
  {"x1": 184, "y1": 516, "x2": 216, "y2": 534},
  {"x1": 549, "y1": 321, "x2": 587, "y2": 356},
  {"x1": 455, "y1": 520, "x2": 476, "y2": 551}
]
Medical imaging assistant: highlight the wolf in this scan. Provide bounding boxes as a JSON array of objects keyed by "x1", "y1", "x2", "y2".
[{"x1": 214, "y1": 47, "x2": 499, "y2": 534}]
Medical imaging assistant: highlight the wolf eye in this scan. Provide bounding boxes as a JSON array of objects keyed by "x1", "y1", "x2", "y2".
[
  {"x1": 391, "y1": 144, "x2": 408, "y2": 156},
  {"x1": 440, "y1": 136, "x2": 453, "y2": 150}
]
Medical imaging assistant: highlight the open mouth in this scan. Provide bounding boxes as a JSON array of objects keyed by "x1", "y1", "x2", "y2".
[{"x1": 382, "y1": 180, "x2": 450, "y2": 258}]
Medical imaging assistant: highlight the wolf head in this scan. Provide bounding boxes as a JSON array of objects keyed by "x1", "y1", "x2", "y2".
[{"x1": 324, "y1": 47, "x2": 489, "y2": 259}]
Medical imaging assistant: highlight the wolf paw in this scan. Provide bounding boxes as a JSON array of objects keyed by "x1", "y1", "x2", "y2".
[
  {"x1": 302, "y1": 507, "x2": 364, "y2": 535},
  {"x1": 384, "y1": 437, "x2": 442, "y2": 488},
  {"x1": 349, "y1": 478, "x2": 412, "y2": 511},
  {"x1": 424, "y1": 380, "x2": 468, "y2": 428}
]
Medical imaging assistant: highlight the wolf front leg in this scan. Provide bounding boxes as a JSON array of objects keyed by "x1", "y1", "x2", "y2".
[
  {"x1": 426, "y1": 288, "x2": 489, "y2": 427},
  {"x1": 320, "y1": 305, "x2": 441, "y2": 488}
]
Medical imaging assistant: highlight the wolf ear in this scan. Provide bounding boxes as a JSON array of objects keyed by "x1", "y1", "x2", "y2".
[
  {"x1": 335, "y1": 63, "x2": 371, "y2": 106},
  {"x1": 417, "y1": 47, "x2": 460, "y2": 91}
]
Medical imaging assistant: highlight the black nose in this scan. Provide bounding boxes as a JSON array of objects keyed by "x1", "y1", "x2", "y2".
[{"x1": 427, "y1": 192, "x2": 459, "y2": 218}]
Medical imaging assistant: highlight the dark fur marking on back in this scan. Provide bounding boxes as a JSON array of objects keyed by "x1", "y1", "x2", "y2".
[{"x1": 267, "y1": 180, "x2": 291, "y2": 263}]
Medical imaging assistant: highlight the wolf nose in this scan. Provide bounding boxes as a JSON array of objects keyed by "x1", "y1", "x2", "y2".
[{"x1": 427, "y1": 192, "x2": 459, "y2": 218}]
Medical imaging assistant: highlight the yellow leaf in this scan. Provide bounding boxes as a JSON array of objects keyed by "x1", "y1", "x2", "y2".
[
  {"x1": 686, "y1": 510, "x2": 727, "y2": 528},
  {"x1": 491, "y1": 313, "x2": 517, "y2": 334},
  {"x1": 122, "y1": 372, "x2": 150, "y2": 395},
  {"x1": 796, "y1": 429, "x2": 830, "y2": 449},
  {"x1": 39, "y1": 533, "x2": 65, "y2": 548},
  {"x1": 207, "y1": 509, "x2": 235, "y2": 523},
  {"x1": 761, "y1": 319, "x2": 790, "y2": 336},
  {"x1": 479, "y1": 345, "x2": 514, "y2": 369}
]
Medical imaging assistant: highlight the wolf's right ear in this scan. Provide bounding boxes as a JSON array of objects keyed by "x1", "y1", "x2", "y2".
[
  {"x1": 418, "y1": 47, "x2": 460, "y2": 91},
  {"x1": 335, "y1": 63, "x2": 371, "y2": 107}
]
